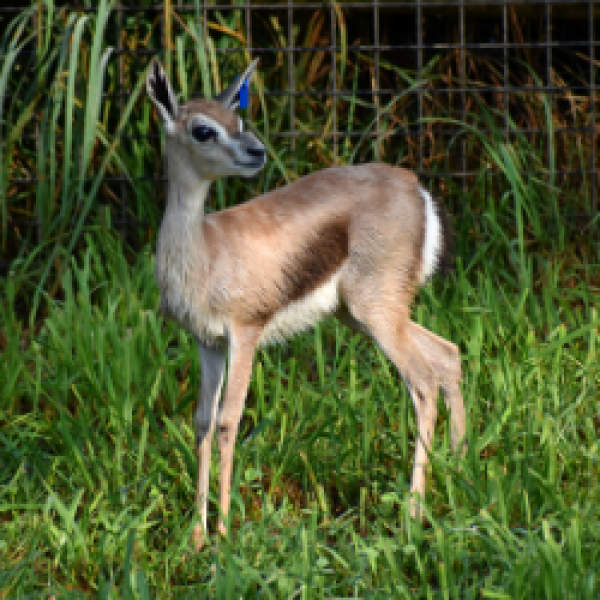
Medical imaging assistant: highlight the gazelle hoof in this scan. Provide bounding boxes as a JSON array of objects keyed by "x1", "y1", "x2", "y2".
[
  {"x1": 409, "y1": 494, "x2": 425, "y2": 521},
  {"x1": 193, "y1": 523, "x2": 205, "y2": 552}
]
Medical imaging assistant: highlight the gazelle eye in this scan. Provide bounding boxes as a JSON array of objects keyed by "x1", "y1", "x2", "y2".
[{"x1": 191, "y1": 124, "x2": 216, "y2": 143}]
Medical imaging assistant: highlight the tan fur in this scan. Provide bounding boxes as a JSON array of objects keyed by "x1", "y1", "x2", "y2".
[
  {"x1": 146, "y1": 58, "x2": 466, "y2": 550},
  {"x1": 178, "y1": 99, "x2": 241, "y2": 134}
]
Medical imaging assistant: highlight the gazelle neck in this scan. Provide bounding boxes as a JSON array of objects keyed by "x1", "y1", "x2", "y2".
[
  {"x1": 156, "y1": 142, "x2": 213, "y2": 331},
  {"x1": 157, "y1": 139, "x2": 212, "y2": 297},
  {"x1": 164, "y1": 139, "x2": 212, "y2": 222}
]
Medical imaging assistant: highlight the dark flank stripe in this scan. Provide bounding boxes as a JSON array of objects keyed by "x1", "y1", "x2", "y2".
[
  {"x1": 244, "y1": 218, "x2": 349, "y2": 324},
  {"x1": 278, "y1": 218, "x2": 349, "y2": 305},
  {"x1": 241, "y1": 218, "x2": 348, "y2": 323},
  {"x1": 240, "y1": 219, "x2": 349, "y2": 324}
]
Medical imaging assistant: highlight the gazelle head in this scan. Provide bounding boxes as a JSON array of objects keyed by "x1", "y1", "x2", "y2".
[{"x1": 146, "y1": 58, "x2": 266, "y2": 181}]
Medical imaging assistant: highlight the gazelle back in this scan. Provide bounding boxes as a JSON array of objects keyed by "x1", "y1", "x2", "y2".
[{"x1": 147, "y1": 58, "x2": 466, "y2": 550}]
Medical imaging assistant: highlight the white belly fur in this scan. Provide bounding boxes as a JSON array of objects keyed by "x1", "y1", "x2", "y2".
[
  {"x1": 259, "y1": 269, "x2": 342, "y2": 346},
  {"x1": 162, "y1": 267, "x2": 342, "y2": 347}
]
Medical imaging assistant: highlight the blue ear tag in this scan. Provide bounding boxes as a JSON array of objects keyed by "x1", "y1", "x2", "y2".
[{"x1": 239, "y1": 78, "x2": 249, "y2": 110}]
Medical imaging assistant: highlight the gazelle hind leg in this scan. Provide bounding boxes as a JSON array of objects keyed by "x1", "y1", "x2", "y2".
[
  {"x1": 405, "y1": 382, "x2": 438, "y2": 519},
  {"x1": 194, "y1": 342, "x2": 226, "y2": 551},
  {"x1": 406, "y1": 322, "x2": 466, "y2": 453},
  {"x1": 347, "y1": 309, "x2": 440, "y2": 519}
]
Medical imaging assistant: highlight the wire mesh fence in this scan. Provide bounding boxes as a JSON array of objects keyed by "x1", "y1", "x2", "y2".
[{"x1": 1, "y1": 1, "x2": 598, "y2": 257}]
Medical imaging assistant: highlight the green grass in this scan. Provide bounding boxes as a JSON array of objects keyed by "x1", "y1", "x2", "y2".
[{"x1": 2, "y1": 184, "x2": 599, "y2": 597}]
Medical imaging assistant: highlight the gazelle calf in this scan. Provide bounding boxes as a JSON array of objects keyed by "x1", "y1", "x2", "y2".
[{"x1": 146, "y1": 58, "x2": 466, "y2": 550}]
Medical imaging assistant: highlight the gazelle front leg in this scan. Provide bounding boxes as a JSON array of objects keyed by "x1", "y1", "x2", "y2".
[
  {"x1": 194, "y1": 341, "x2": 226, "y2": 551},
  {"x1": 217, "y1": 324, "x2": 262, "y2": 538}
]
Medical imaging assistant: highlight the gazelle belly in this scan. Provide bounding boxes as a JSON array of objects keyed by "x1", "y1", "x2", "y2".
[{"x1": 259, "y1": 269, "x2": 342, "y2": 346}]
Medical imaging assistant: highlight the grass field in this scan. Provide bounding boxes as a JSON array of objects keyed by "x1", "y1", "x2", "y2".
[
  {"x1": 2, "y1": 2, "x2": 599, "y2": 598},
  {"x1": 2, "y1": 178, "x2": 599, "y2": 597}
]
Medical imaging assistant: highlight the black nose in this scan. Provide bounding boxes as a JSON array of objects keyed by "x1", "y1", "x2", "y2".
[{"x1": 246, "y1": 147, "x2": 266, "y2": 160}]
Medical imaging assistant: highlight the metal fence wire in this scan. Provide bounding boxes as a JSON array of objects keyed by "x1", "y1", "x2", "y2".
[{"x1": 3, "y1": 0, "x2": 599, "y2": 245}]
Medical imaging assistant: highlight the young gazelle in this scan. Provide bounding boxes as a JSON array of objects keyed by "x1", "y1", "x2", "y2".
[{"x1": 146, "y1": 58, "x2": 466, "y2": 550}]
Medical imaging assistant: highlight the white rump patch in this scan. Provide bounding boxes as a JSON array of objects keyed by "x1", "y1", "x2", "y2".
[
  {"x1": 418, "y1": 186, "x2": 442, "y2": 283},
  {"x1": 259, "y1": 270, "x2": 342, "y2": 346}
]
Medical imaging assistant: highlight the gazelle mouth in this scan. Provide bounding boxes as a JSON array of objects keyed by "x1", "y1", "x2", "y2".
[{"x1": 234, "y1": 158, "x2": 265, "y2": 170}]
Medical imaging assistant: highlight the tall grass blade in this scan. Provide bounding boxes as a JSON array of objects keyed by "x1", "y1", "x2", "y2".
[{"x1": 0, "y1": 6, "x2": 37, "y2": 248}]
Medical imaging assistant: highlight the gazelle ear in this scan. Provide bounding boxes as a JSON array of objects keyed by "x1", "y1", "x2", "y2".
[
  {"x1": 147, "y1": 58, "x2": 179, "y2": 132},
  {"x1": 215, "y1": 58, "x2": 260, "y2": 110}
]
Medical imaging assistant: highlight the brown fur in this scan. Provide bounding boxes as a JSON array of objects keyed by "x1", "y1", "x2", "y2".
[
  {"x1": 199, "y1": 164, "x2": 422, "y2": 325},
  {"x1": 276, "y1": 217, "x2": 349, "y2": 304},
  {"x1": 179, "y1": 99, "x2": 241, "y2": 135}
]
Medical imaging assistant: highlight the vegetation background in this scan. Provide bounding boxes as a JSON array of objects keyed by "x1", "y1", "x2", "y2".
[{"x1": 1, "y1": 1, "x2": 598, "y2": 597}]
